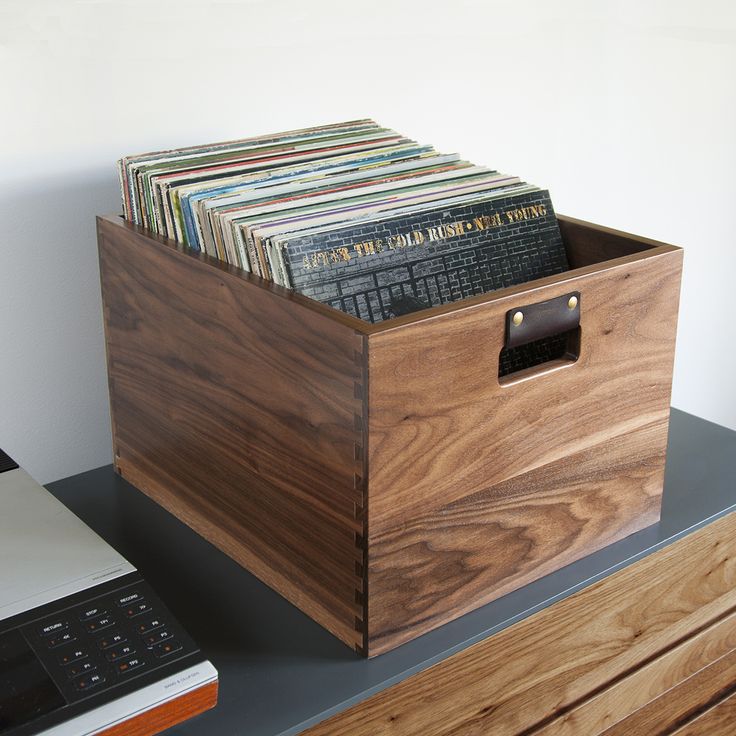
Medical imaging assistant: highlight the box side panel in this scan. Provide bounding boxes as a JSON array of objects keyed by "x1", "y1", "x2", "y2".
[
  {"x1": 97, "y1": 218, "x2": 366, "y2": 650},
  {"x1": 366, "y1": 246, "x2": 682, "y2": 653},
  {"x1": 368, "y1": 420, "x2": 667, "y2": 654},
  {"x1": 557, "y1": 214, "x2": 666, "y2": 267},
  {"x1": 368, "y1": 248, "x2": 682, "y2": 532}
]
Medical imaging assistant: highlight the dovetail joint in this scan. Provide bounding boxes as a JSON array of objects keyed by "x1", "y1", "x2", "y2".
[{"x1": 353, "y1": 332, "x2": 368, "y2": 654}]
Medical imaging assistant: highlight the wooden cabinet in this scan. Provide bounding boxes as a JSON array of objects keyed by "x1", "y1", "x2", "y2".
[
  {"x1": 47, "y1": 411, "x2": 736, "y2": 735},
  {"x1": 305, "y1": 509, "x2": 736, "y2": 735}
]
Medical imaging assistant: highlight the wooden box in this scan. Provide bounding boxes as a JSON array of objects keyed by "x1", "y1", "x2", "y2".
[{"x1": 97, "y1": 214, "x2": 682, "y2": 657}]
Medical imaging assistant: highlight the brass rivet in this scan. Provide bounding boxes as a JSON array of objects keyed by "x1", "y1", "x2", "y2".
[
  {"x1": 568, "y1": 295, "x2": 578, "y2": 310},
  {"x1": 512, "y1": 311, "x2": 524, "y2": 326}
]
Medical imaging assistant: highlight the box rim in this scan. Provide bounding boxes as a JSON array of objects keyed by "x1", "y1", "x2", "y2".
[{"x1": 98, "y1": 214, "x2": 682, "y2": 338}]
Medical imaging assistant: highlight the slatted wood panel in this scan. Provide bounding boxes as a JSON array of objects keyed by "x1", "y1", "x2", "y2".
[
  {"x1": 304, "y1": 511, "x2": 736, "y2": 735},
  {"x1": 538, "y1": 610, "x2": 736, "y2": 735},
  {"x1": 672, "y1": 692, "x2": 736, "y2": 735},
  {"x1": 601, "y1": 645, "x2": 736, "y2": 735}
]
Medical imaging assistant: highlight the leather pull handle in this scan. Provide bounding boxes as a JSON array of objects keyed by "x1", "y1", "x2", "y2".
[{"x1": 505, "y1": 291, "x2": 581, "y2": 349}]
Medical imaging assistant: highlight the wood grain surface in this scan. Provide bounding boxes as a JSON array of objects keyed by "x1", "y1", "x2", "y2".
[
  {"x1": 368, "y1": 420, "x2": 667, "y2": 654},
  {"x1": 96, "y1": 681, "x2": 218, "y2": 736},
  {"x1": 671, "y1": 691, "x2": 736, "y2": 735},
  {"x1": 541, "y1": 609, "x2": 736, "y2": 735},
  {"x1": 600, "y1": 637, "x2": 736, "y2": 735},
  {"x1": 367, "y1": 245, "x2": 682, "y2": 532},
  {"x1": 304, "y1": 510, "x2": 736, "y2": 735},
  {"x1": 98, "y1": 215, "x2": 367, "y2": 651},
  {"x1": 365, "y1": 231, "x2": 681, "y2": 652},
  {"x1": 98, "y1": 214, "x2": 682, "y2": 657}
]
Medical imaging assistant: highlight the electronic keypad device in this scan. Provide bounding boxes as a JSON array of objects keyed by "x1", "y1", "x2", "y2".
[{"x1": 0, "y1": 448, "x2": 218, "y2": 736}]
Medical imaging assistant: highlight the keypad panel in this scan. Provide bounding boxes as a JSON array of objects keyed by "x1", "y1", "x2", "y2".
[{"x1": 21, "y1": 580, "x2": 198, "y2": 703}]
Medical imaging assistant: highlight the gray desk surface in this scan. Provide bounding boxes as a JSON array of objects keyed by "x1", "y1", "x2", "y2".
[{"x1": 46, "y1": 409, "x2": 736, "y2": 735}]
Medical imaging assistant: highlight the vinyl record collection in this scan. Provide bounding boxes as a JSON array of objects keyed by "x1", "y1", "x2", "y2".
[{"x1": 118, "y1": 120, "x2": 569, "y2": 323}]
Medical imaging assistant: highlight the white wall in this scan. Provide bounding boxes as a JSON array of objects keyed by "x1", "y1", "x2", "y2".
[{"x1": 1, "y1": 0, "x2": 735, "y2": 483}]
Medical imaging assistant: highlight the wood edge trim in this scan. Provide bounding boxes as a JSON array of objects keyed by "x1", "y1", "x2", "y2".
[
  {"x1": 97, "y1": 214, "x2": 682, "y2": 339},
  {"x1": 94, "y1": 680, "x2": 218, "y2": 736}
]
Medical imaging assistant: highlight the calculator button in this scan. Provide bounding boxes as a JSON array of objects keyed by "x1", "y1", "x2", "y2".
[
  {"x1": 123, "y1": 600, "x2": 152, "y2": 618},
  {"x1": 79, "y1": 606, "x2": 106, "y2": 621},
  {"x1": 136, "y1": 617, "x2": 164, "y2": 635},
  {"x1": 85, "y1": 615, "x2": 115, "y2": 633},
  {"x1": 47, "y1": 632, "x2": 75, "y2": 648},
  {"x1": 67, "y1": 661, "x2": 96, "y2": 678},
  {"x1": 97, "y1": 631, "x2": 126, "y2": 649},
  {"x1": 106, "y1": 643, "x2": 136, "y2": 662},
  {"x1": 152, "y1": 639, "x2": 182, "y2": 659},
  {"x1": 115, "y1": 655, "x2": 145, "y2": 675},
  {"x1": 143, "y1": 629, "x2": 173, "y2": 647},
  {"x1": 116, "y1": 591, "x2": 144, "y2": 607},
  {"x1": 73, "y1": 672, "x2": 105, "y2": 692},
  {"x1": 39, "y1": 620, "x2": 67, "y2": 637},
  {"x1": 58, "y1": 648, "x2": 87, "y2": 666}
]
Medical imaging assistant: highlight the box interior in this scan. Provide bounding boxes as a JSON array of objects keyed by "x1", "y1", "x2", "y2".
[{"x1": 116, "y1": 214, "x2": 662, "y2": 335}]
